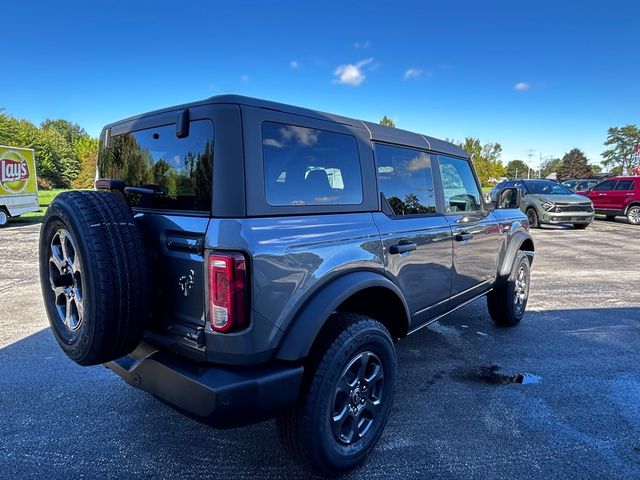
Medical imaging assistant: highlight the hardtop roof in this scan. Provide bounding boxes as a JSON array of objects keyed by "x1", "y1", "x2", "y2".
[{"x1": 103, "y1": 94, "x2": 468, "y2": 158}]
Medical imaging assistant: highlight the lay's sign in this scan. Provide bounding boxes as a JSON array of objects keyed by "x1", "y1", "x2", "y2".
[{"x1": 0, "y1": 146, "x2": 37, "y2": 195}]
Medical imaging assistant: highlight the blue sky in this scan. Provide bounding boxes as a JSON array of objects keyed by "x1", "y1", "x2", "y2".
[{"x1": 2, "y1": 0, "x2": 639, "y2": 168}]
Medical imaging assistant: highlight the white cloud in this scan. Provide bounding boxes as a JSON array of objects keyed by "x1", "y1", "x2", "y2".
[
  {"x1": 240, "y1": 74, "x2": 249, "y2": 83},
  {"x1": 354, "y1": 41, "x2": 371, "y2": 49},
  {"x1": 290, "y1": 60, "x2": 299, "y2": 69},
  {"x1": 333, "y1": 58, "x2": 374, "y2": 86},
  {"x1": 514, "y1": 82, "x2": 530, "y2": 91},
  {"x1": 404, "y1": 68, "x2": 423, "y2": 80}
]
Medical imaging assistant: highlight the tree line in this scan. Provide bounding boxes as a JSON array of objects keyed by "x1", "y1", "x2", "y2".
[
  {"x1": 0, "y1": 111, "x2": 97, "y2": 189},
  {"x1": 380, "y1": 117, "x2": 640, "y2": 185}
]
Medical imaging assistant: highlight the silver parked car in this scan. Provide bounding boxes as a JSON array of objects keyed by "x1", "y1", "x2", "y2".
[{"x1": 492, "y1": 179, "x2": 594, "y2": 229}]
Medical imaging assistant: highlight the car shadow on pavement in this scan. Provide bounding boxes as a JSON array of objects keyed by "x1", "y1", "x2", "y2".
[{"x1": 1, "y1": 304, "x2": 639, "y2": 479}]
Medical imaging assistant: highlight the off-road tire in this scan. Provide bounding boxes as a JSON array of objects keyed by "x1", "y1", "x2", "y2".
[
  {"x1": 487, "y1": 251, "x2": 531, "y2": 327},
  {"x1": 39, "y1": 190, "x2": 150, "y2": 366},
  {"x1": 277, "y1": 313, "x2": 397, "y2": 477},
  {"x1": 526, "y1": 207, "x2": 540, "y2": 228}
]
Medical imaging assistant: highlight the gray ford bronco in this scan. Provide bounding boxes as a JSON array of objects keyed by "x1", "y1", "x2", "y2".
[{"x1": 39, "y1": 95, "x2": 534, "y2": 477}]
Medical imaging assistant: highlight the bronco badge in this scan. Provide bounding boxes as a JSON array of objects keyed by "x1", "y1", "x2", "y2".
[{"x1": 178, "y1": 269, "x2": 195, "y2": 297}]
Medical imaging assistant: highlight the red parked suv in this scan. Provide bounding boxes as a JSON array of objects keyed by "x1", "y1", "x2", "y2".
[{"x1": 582, "y1": 176, "x2": 640, "y2": 225}]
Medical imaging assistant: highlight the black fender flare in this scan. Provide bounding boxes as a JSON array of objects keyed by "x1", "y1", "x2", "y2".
[
  {"x1": 274, "y1": 271, "x2": 410, "y2": 362},
  {"x1": 497, "y1": 230, "x2": 535, "y2": 285}
]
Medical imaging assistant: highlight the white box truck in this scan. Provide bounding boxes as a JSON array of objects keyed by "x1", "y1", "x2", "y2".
[{"x1": 0, "y1": 145, "x2": 39, "y2": 226}]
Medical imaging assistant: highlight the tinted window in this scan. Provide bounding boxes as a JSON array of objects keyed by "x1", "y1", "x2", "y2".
[
  {"x1": 615, "y1": 180, "x2": 635, "y2": 191},
  {"x1": 438, "y1": 156, "x2": 482, "y2": 213},
  {"x1": 98, "y1": 120, "x2": 214, "y2": 211},
  {"x1": 262, "y1": 122, "x2": 362, "y2": 206},
  {"x1": 374, "y1": 144, "x2": 436, "y2": 215},
  {"x1": 592, "y1": 180, "x2": 617, "y2": 191}
]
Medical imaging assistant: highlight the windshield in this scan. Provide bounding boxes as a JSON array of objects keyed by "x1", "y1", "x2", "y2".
[{"x1": 524, "y1": 181, "x2": 573, "y2": 195}]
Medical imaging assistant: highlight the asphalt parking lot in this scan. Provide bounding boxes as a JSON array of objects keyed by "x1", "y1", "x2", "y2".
[{"x1": 1, "y1": 218, "x2": 639, "y2": 479}]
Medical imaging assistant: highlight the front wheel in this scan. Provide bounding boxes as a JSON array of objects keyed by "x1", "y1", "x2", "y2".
[
  {"x1": 0, "y1": 209, "x2": 8, "y2": 226},
  {"x1": 627, "y1": 206, "x2": 640, "y2": 225},
  {"x1": 526, "y1": 208, "x2": 540, "y2": 228},
  {"x1": 488, "y1": 252, "x2": 531, "y2": 327},
  {"x1": 277, "y1": 314, "x2": 397, "y2": 477}
]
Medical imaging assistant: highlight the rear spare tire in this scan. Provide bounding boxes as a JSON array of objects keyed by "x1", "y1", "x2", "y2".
[{"x1": 39, "y1": 191, "x2": 150, "y2": 366}]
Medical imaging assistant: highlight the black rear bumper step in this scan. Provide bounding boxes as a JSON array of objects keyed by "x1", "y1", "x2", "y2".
[{"x1": 105, "y1": 342, "x2": 303, "y2": 428}]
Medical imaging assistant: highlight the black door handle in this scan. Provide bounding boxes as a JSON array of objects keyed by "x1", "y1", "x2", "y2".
[
  {"x1": 454, "y1": 232, "x2": 474, "y2": 242},
  {"x1": 389, "y1": 242, "x2": 417, "y2": 254}
]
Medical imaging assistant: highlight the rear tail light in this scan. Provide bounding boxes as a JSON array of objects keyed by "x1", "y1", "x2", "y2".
[{"x1": 208, "y1": 253, "x2": 248, "y2": 333}]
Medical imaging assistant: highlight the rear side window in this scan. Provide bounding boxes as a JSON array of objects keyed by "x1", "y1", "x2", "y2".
[
  {"x1": 438, "y1": 156, "x2": 482, "y2": 213},
  {"x1": 98, "y1": 120, "x2": 214, "y2": 211},
  {"x1": 592, "y1": 180, "x2": 617, "y2": 191},
  {"x1": 262, "y1": 122, "x2": 362, "y2": 206},
  {"x1": 374, "y1": 144, "x2": 436, "y2": 215},
  {"x1": 615, "y1": 180, "x2": 635, "y2": 191}
]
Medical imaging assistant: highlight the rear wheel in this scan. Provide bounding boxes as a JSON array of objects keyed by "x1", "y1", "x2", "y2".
[
  {"x1": 488, "y1": 252, "x2": 531, "y2": 327},
  {"x1": 0, "y1": 209, "x2": 8, "y2": 226},
  {"x1": 277, "y1": 313, "x2": 397, "y2": 477},
  {"x1": 39, "y1": 191, "x2": 150, "y2": 366},
  {"x1": 627, "y1": 206, "x2": 640, "y2": 225},
  {"x1": 526, "y1": 208, "x2": 540, "y2": 228}
]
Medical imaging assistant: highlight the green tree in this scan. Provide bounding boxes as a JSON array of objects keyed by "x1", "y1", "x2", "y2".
[
  {"x1": 0, "y1": 113, "x2": 39, "y2": 149},
  {"x1": 71, "y1": 136, "x2": 99, "y2": 188},
  {"x1": 34, "y1": 128, "x2": 79, "y2": 187},
  {"x1": 540, "y1": 158, "x2": 562, "y2": 178},
  {"x1": 379, "y1": 116, "x2": 396, "y2": 128},
  {"x1": 40, "y1": 119, "x2": 88, "y2": 146},
  {"x1": 602, "y1": 125, "x2": 640, "y2": 174},
  {"x1": 458, "y1": 137, "x2": 505, "y2": 186},
  {"x1": 590, "y1": 163, "x2": 603, "y2": 174},
  {"x1": 505, "y1": 159, "x2": 530, "y2": 179},
  {"x1": 557, "y1": 148, "x2": 592, "y2": 181}
]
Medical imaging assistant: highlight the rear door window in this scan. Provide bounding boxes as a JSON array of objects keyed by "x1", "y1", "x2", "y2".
[
  {"x1": 374, "y1": 143, "x2": 436, "y2": 215},
  {"x1": 262, "y1": 122, "x2": 362, "y2": 206},
  {"x1": 438, "y1": 156, "x2": 483, "y2": 213},
  {"x1": 98, "y1": 120, "x2": 214, "y2": 211}
]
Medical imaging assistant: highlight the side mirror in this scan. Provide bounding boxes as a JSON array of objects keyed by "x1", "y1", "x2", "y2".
[{"x1": 494, "y1": 187, "x2": 521, "y2": 210}]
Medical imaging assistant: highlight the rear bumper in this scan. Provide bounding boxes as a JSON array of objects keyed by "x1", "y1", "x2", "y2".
[{"x1": 105, "y1": 342, "x2": 303, "y2": 428}]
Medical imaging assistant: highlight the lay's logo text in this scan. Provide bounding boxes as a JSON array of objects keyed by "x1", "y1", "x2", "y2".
[{"x1": 1, "y1": 159, "x2": 29, "y2": 183}]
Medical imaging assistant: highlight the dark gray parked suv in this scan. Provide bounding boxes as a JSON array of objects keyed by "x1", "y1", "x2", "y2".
[{"x1": 39, "y1": 95, "x2": 534, "y2": 477}]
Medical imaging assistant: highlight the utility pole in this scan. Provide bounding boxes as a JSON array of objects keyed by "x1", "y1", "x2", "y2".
[{"x1": 526, "y1": 149, "x2": 536, "y2": 179}]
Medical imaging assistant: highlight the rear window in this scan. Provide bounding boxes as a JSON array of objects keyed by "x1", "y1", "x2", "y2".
[
  {"x1": 262, "y1": 121, "x2": 362, "y2": 206},
  {"x1": 98, "y1": 120, "x2": 214, "y2": 211},
  {"x1": 615, "y1": 180, "x2": 635, "y2": 191}
]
